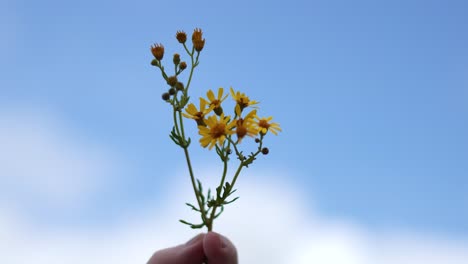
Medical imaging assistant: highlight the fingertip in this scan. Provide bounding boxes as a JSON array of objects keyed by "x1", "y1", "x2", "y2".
[
  {"x1": 147, "y1": 233, "x2": 206, "y2": 264},
  {"x1": 185, "y1": 233, "x2": 206, "y2": 246},
  {"x1": 203, "y1": 232, "x2": 238, "y2": 264}
]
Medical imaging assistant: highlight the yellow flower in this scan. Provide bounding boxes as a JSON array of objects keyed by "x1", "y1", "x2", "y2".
[
  {"x1": 230, "y1": 87, "x2": 259, "y2": 112},
  {"x1": 255, "y1": 115, "x2": 281, "y2": 135},
  {"x1": 198, "y1": 113, "x2": 235, "y2": 149},
  {"x1": 234, "y1": 105, "x2": 258, "y2": 142},
  {"x1": 183, "y1": 98, "x2": 214, "y2": 126},
  {"x1": 206, "y1": 87, "x2": 228, "y2": 115}
]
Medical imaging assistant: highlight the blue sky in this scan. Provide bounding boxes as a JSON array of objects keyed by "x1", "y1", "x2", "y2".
[{"x1": 1, "y1": 0, "x2": 468, "y2": 258}]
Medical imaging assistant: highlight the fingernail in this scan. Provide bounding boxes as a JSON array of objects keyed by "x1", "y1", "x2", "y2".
[{"x1": 186, "y1": 233, "x2": 203, "y2": 246}]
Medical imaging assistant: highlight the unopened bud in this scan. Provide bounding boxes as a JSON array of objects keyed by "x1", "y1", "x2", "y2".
[
  {"x1": 261, "y1": 147, "x2": 269, "y2": 155},
  {"x1": 176, "y1": 82, "x2": 184, "y2": 91},
  {"x1": 173, "y1": 53, "x2": 180, "y2": 65},
  {"x1": 176, "y1": 31, "x2": 187, "y2": 43},
  {"x1": 192, "y1": 28, "x2": 205, "y2": 52},
  {"x1": 150, "y1": 43, "x2": 164, "y2": 60},
  {"x1": 162, "y1": 92, "x2": 170, "y2": 101},
  {"x1": 179, "y1": 61, "x2": 187, "y2": 70},
  {"x1": 168, "y1": 88, "x2": 176, "y2": 95},
  {"x1": 193, "y1": 39, "x2": 205, "y2": 52},
  {"x1": 192, "y1": 28, "x2": 203, "y2": 41},
  {"x1": 167, "y1": 76, "x2": 178, "y2": 87}
]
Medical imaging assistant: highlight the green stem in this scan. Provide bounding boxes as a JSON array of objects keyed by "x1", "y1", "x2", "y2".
[
  {"x1": 228, "y1": 159, "x2": 244, "y2": 194},
  {"x1": 183, "y1": 146, "x2": 208, "y2": 223},
  {"x1": 185, "y1": 46, "x2": 197, "y2": 93},
  {"x1": 178, "y1": 99, "x2": 206, "y2": 225},
  {"x1": 178, "y1": 111, "x2": 186, "y2": 141},
  {"x1": 173, "y1": 110, "x2": 181, "y2": 137},
  {"x1": 183, "y1": 43, "x2": 192, "y2": 57},
  {"x1": 207, "y1": 155, "x2": 229, "y2": 231}
]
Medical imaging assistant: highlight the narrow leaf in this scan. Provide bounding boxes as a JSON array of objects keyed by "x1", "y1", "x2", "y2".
[
  {"x1": 185, "y1": 203, "x2": 200, "y2": 212},
  {"x1": 223, "y1": 196, "x2": 240, "y2": 205}
]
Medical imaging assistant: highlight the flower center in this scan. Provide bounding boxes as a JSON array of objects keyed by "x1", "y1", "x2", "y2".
[
  {"x1": 236, "y1": 126, "x2": 247, "y2": 138},
  {"x1": 259, "y1": 119, "x2": 270, "y2": 129},
  {"x1": 211, "y1": 99, "x2": 221, "y2": 108},
  {"x1": 236, "y1": 119, "x2": 247, "y2": 138},
  {"x1": 195, "y1": 112, "x2": 204, "y2": 120},
  {"x1": 237, "y1": 97, "x2": 249, "y2": 109},
  {"x1": 210, "y1": 123, "x2": 226, "y2": 138}
]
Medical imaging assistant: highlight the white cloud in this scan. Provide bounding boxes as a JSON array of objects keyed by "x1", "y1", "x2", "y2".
[
  {"x1": 1, "y1": 175, "x2": 468, "y2": 264},
  {"x1": 0, "y1": 108, "x2": 118, "y2": 208},
  {"x1": 0, "y1": 109, "x2": 467, "y2": 263}
]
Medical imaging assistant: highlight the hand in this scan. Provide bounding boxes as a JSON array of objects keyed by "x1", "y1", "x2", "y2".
[{"x1": 148, "y1": 232, "x2": 238, "y2": 264}]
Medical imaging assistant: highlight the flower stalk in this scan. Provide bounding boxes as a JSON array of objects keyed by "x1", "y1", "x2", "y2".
[{"x1": 150, "y1": 28, "x2": 281, "y2": 231}]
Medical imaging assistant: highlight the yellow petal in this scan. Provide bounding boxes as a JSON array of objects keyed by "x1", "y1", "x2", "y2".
[
  {"x1": 207, "y1": 90, "x2": 215, "y2": 101},
  {"x1": 218, "y1": 87, "x2": 224, "y2": 100}
]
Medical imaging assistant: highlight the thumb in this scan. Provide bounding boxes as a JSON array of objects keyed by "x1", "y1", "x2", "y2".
[
  {"x1": 203, "y1": 232, "x2": 238, "y2": 264},
  {"x1": 147, "y1": 233, "x2": 206, "y2": 264}
]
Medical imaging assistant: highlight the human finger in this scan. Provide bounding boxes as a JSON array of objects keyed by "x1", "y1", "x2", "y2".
[
  {"x1": 147, "y1": 233, "x2": 206, "y2": 264},
  {"x1": 203, "y1": 232, "x2": 237, "y2": 264}
]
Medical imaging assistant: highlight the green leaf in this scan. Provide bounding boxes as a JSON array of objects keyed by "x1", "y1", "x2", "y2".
[
  {"x1": 179, "y1": 219, "x2": 205, "y2": 229},
  {"x1": 179, "y1": 219, "x2": 193, "y2": 226},
  {"x1": 223, "y1": 196, "x2": 239, "y2": 205},
  {"x1": 169, "y1": 134, "x2": 179, "y2": 145},
  {"x1": 243, "y1": 153, "x2": 257, "y2": 167},
  {"x1": 196, "y1": 179, "x2": 206, "y2": 204},
  {"x1": 229, "y1": 188, "x2": 237, "y2": 196},
  {"x1": 214, "y1": 206, "x2": 224, "y2": 219},
  {"x1": 185, "y1": 203, "x2": 200, "y2": 212},
  {"x1": 215, "y1": 145, "x2": 222, "y2": 156},
  {"x1": 180, "y1": 95, "x2": 190, "y2": 108},
  {"x1": 190, "y1": 223, "x2": 205, "y2": 229},
  {"x1": 169, "y1": 127, "x2": 182, "y2": 146},
  {"x1": 197, "y1": 179, "x2": 203, "y2": 193}
]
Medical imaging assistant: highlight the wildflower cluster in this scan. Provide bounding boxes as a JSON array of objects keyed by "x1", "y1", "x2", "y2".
[{"x1": 150, "y1": 28, "x2": 281, "y2": 231}]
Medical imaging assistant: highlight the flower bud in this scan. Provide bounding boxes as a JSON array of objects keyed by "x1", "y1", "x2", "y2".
[
  {"x1": 261, "y1": 147, "x2": 269, "y2": 155},
  {"x1": 175, "y1": 82, "x2": 184, "y2": 91},
  {"x1": 167, "y1": 76, "x2": 178, "y2": 87},
  {"x1": 176, "y1": 31, "x2": 187, "y2": 43},
  {"x1": 168, "y1": 88, "x2": 176, "y2": 95},
  {"x1": 179, "y1": 61, "x2": 187, "y2": 70},
  {"x1": 162, "y1": 92, "x2": 170, "y2": 101},
  {"x1": 193, "y1": 39, "x2": 205, "y2": 52},
  {"x1": 192, "y1": 28, "x2": 203, "y2": 41},
  {"x1": 192, "y1": 28, "x2": 205, "y2": 52},
  {"x1": 173, "y1": 53, "x2": 180, "y2": 65},
  {"x1": 255, "y1": 138, "x2": 260, "y2": 143},
  {"x1": 150, "y1": 43, "x2": 164, "y2": 60}
]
